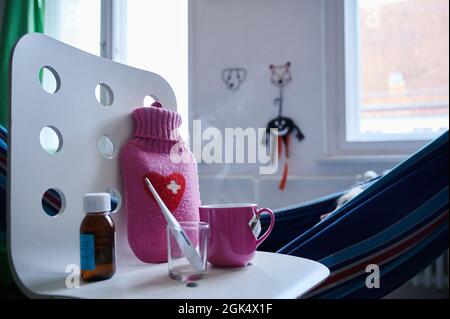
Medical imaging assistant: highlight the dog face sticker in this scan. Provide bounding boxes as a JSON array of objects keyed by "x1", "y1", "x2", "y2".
[
  {"x1": 222, "y1": 68, "x2": 247, "y2": 90},
  {"x1": 269, "y1": 62, "x2": 292, "y2": 88}
]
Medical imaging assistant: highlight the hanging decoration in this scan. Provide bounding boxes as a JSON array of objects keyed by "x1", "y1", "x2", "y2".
[{"x1": 265, "y1": 62, "x2": 305, "y2": 191}]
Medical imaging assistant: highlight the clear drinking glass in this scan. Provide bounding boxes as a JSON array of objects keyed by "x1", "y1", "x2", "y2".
[{"x1": 167, "y1": 221, "x2": 209, "y2": 281}]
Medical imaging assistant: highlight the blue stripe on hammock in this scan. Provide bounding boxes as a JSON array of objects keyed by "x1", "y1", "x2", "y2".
[
  {"x1": 307, "y1": 209, "x2": 448, "y2": 297},
  {"x1": 279, "y1": 132, "x2": 448, "y2": 255},
  {"x1": 319, "y1": 222, "x2": 448, "y2": 299},
  {"x1": 279, "y1": 143, "x2": 448, "y2": 259},
  {"x1": 320, "y1": 187, "x2": 449, "y2": 267},
  {"x1": 0, "y1": 174, "x2": 5, "y2": 189},
  {"x1": 0, "y1": 140, "x2": 7, "y2": 152},
  {"x1": 324, "y1": 205, "x2": 449, "y2": 272}
]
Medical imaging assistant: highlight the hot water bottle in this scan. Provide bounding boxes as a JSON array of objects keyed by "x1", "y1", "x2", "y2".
[{"x1": 120, "y1": 102, "x2": 200, "y2": 263}]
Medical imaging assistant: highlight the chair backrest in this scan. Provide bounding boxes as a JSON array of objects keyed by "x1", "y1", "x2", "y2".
[{"x1": 7, "y1": 34, "x2": 176, "y2": 296}]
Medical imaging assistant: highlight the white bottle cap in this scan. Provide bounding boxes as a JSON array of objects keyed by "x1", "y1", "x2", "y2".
[{"x1": 83, "y1": 193, "x2": 111, "y2": 213}]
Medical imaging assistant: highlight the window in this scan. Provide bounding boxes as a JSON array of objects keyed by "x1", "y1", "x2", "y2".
[
  {"x1": 41, "y1": 0, "x2": 101, "y2": 151},
  {"x1": 45, "y1": 0, "x2": 101, "y2": 56},
  {"x1": 44, "y1": 0, "x2": 189, "y2": 138},
  {"x1": 125, "y1": 0, "x2": 189, "y2": 139},
  {"x1": 345, "y1": 0, "x2": 449, "y2": 142}
]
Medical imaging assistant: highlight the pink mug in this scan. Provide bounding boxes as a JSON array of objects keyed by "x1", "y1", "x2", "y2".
[{"x1": 199, "y1": 203, "x2": 275, "y2": 267}]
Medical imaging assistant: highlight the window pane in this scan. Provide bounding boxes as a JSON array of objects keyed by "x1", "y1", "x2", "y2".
[
  {"x1": 356, "y1": 0, "x2": 449, "y2": 140},
  {"x1": 126, "y1": 0, "x2": 189, "y2": 139},
  {"x1": 45, "y1": 0, "x2": 101, "y2": 56}
]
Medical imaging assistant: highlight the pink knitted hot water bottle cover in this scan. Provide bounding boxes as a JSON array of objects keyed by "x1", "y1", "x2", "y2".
[{"x1": 120, "y1": 103, "x2": 200, "y2": 263}]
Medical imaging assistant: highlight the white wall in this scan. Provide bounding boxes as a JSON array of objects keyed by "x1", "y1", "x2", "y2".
[{"x1": 190, "y1": 0, "x2": 403, "y2": 209}]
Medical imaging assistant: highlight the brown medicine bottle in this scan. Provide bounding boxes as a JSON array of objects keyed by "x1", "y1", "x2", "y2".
[{"x1": 80, "y1": 193, "x2": 116, "y2": 281}]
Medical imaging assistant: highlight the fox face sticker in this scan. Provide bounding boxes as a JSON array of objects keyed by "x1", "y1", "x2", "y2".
[{"x1": 269, "y1": 62, "x2": 292, "y2": 88}]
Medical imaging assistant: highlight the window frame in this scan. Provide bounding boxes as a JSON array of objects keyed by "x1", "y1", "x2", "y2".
[
  {"x1": 323, "y1": 0, "x2": 440, "y2": 159},
  {"x1": 45, "y1": 0, "x2": 126, "y2": 61},
  {"x1": 45, "y1": 0, "x2": 189, "y2": 138},
  {"x1": 100, "y1": 0, "x2": 127, "y2": 62}
]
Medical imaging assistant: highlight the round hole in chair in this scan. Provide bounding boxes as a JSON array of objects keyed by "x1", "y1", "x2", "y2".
[
  {"x1": 106, "y1": 188, "x2": 122, "y2": 214},
  {"x1": 40, "y1": 126, "x2": 63, "y2": 154},
  {"x1": 95, "y1": 83, "x2": 114, "y2": 106},
  {"x1": 42, "y1": 188, "x2": 66, "y2": 217},
  {"x1": 39, "y1": 66, "x2": 61, "y2": 94},
  {"x1": 98, "y1": 135, "x2": 116, "y2": 159},
  {"x1": 143, "y1": 95, "x2": 159, "y2": 107}
]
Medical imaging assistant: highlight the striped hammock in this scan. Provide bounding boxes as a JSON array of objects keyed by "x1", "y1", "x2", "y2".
[{"x1": 260, "y1": 131, "x2": 449, "y2": 298}]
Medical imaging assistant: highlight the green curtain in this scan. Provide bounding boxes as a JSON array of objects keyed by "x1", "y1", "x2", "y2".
[
  {"x1": 0, "y1": 0, "x2": 45, "y2": 290},
  {"x1": 0, "y1": 0, "x2": 45, "y2": 128}
]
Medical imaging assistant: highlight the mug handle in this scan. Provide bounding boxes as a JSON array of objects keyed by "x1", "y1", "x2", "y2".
[{"x1": 255, "y1": 208, "x2": 275, "y2": 247}]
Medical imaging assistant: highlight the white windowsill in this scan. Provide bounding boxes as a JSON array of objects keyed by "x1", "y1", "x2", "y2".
[{"x1": 316, "y1": 154, "x2": 408, "y2": 164}]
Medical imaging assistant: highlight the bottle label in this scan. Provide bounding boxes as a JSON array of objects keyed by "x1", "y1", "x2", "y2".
[{"x1": 80, "y1": 233, "x2": 95, "y2": 270}]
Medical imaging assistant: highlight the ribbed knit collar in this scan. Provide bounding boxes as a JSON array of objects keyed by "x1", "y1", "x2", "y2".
[{"x1": 132, "y1": 104, "x2": 182, "y2": 141}]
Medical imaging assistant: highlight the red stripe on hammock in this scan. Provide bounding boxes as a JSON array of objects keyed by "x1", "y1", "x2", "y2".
[{"x1": 313, "y1": 211, "x2": 448, "y2": 290}]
